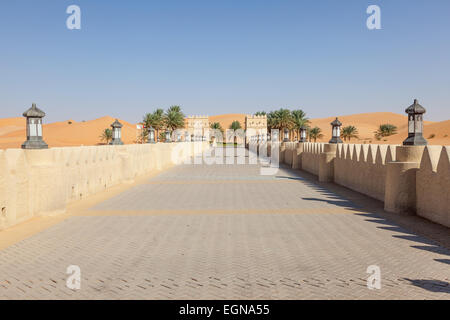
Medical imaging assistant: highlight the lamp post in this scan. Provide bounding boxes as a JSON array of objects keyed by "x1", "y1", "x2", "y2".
[
  {"x1": 329, "y1": 117, "x2": 343, "y2": 144},
  {"x1": 21, "y1": 103, "x2": 48, "y2": 149},
  {"x1": 267, "y1": 132, "x2": 271, "y2": 141},
  {"x1": 403, "y1": 99, "x2": 427, "y2": 146},
  {"x1": 283, "y1": 128, "x2": 289, "y2": 142},
  {"x1": 165, "y1": 130, "x2": 171, "y2": 143},
  {"x1": 147, "y1": 126, "x2": 156, "y2": 144},
  {"x1": 299, "y1": 125, "x2": 307, "y2": 142},
  {"x1": 110, "y1": 119, "x2": 124, "y2": 145}
]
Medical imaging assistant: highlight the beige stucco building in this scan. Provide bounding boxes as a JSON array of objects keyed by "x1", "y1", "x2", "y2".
[
  {"x1": 185, "y1": 115, "x2": 210, "y2": 140},
  {"x1": 245, "y1": 115, "x2": 268, "y2": 143}
]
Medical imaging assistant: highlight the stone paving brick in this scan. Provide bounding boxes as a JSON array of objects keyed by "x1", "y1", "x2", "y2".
[{"x1": 0, "y1": 160, "x2": 449, "y2": 299}]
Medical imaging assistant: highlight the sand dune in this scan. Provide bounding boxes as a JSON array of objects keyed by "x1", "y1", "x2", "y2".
[
  {"x1": 0, "y1": 117, "x2": 25, "y2": 137},
  {"x1": 307, "y1": 112, "x2": 448, "y2": 145},
  {"x1": 209, "y1": 114, "x2": 246, "y2": 131},
  {"x1": 0, "y1": 116, "x2": 139, "y2": 149},
  {"x1": 1, "y1": 112, "x2": 449, "y2": 149}
]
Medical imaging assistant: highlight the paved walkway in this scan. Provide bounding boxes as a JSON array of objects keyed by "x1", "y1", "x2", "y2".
[{"x1": 0, "y1": 149, "x2": 449, "y2": 299}]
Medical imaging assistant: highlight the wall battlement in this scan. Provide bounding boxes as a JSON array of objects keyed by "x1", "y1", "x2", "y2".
[{"x1": 278, "y1": 141, "x2": 450, "y2": 228}]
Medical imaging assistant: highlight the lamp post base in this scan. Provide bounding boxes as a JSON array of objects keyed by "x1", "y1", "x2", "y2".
[
  {"x1": 21, "y1": 140, "x2": 48, "y2": 149},
  {"x1": 109, "y1": 139, "x2": 124, "y2": 145},
  {"x1": 402, "y1": 134, "x2": 428, "y2": 146},
  {"x1": 329, "y1": 137, "x2": 343, "y2": 144}
]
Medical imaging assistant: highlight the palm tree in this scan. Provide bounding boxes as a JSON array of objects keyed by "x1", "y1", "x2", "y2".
[
  {"x1": 164, "y1": 105, "x2": 185, "y2": 132},
  {"x1": 210, "y1": 122, "x2": 224, "y2": 134},
  {"x1": 341, "y1": 125, "x2": 359, "y2": 142},
  {"x1": 229, "y1": 121, "x2": 242, "y2": 144},
  {"x1": 266, "y1": 109, "x2": 293, "y2": 141},
  {"x1": 255, "y1": 111, "x2": 266, "y2": 116},
  {"x1": 308, "y1": 127, "x2": 323, "y2": 142},
  {"x1": 143, "y1": 108, "x2": 164, "y2": 141},
  {"x1": 267, "y1": 111, "x2": 278, "y2": 132},
  {"x1": 210, "y1": 122, "x2": 223, "y2": 131},
  {"x1": 99, "y1": 128, "x2": 113, "y2": 144},
  {"x1": 277, "y1": 109, "x2": 294, "y2": 141},
  {"x1": 210, "y1": 122, "x2": 224, "y2": 142},
  {"x1": 229, "y1": 120, "x2": 242, "y2": 131},
  {"x1": 374, "y1": 124, "x2": 398, "y2": 140},
  {"x1": 291, "y1": 109, "x2": 309, "y2": 141}
]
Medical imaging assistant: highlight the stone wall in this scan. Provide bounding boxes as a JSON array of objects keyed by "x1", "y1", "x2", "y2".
[
  {"x1": 278, "y1": 141, "x2": 450, "y2": 228},
  {"x1": 0, "y1": 142, "x2": 208, "y2": 230},
  {"x1": 334, "y1": 144, "x2": 398, "y2": 202},
  {"x1": 416, "y1": 146, "x2": 450, "y2": 227},
  {"x1": 299, "y1": 142, "x2": 324, "y2": 176}
]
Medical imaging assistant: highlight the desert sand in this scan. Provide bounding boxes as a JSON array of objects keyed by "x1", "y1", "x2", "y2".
[
  {"x1": 0, "y1": 116, "x2": 138, "y2": 149},
  {"x1": 307, "y1": 112, "x2": 449, "y2": 145},
  {"x1": 209, "y1": 114, "x2": 246, "y2": 132},
  {"x1": 1, "y1": 112, "x2": 449, "y2": 149}
]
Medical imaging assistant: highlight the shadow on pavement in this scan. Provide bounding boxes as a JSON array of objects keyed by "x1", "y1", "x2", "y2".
[
  {"x1": 278, "y1": 164, "x2": 450, "y2": 256},
  {"x1": 403, "y1": 279, "x2": 450, "y2": 294}
]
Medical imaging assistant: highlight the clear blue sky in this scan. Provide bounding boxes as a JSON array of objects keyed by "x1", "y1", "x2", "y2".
[{"x1": 1, "y1": 0, "x2": 449, "y2": 123}]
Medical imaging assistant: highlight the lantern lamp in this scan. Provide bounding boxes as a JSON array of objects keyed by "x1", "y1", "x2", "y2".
[
  {"x1": 165, "y1": 130, "x2": 171, "y2": 143},
  {"x1": 403, "y1": 99, "x2": 427, "y2": 146},
  {"x1": 283, "y1": 128, "x2": 289, "y2": 142},
  {"x1": 329, "y1": 117, "x2": 343, "y2": 144},
  {"x1": 299, "y1": 125, "x2": 307, "y2": 142},
  {"x1": 147, "y1": 126, "x2": 156, "y2": 144},
  {"x1": 110, "y1": 119, "x2": 124, "y2": 145},
  {"x1": 21, "y1": 103, "x2": 48, "y2": 149}
]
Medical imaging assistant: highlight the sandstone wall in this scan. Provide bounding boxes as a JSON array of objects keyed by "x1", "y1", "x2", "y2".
[
  {"x1": 334, "y1": 144, "x2": 398, "y2": 202},
  {"x1": 278, "y1": 141, "x2": 449, "y2": 228},
  {"x1": 416, "y1": 146, "x2": 450, "y2": 227},
  {"x1": 0, "y1": 142, "x2": 208, "y2": 230},
  {"x1": 300, "y1": 142, "x2": 324, "y2": 176}
]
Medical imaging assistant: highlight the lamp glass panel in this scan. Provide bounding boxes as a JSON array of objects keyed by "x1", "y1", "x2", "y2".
[
  {"x1": 37, "y1": 123, "x2": 42, "y2": 137},
  {"x1": 336, "y1": 127, "x2": 340, "y2": 137},
  {"x1": 408, "y1": 116, "x2": 414, "y2": 134},
  {"x1": 29, "y1": 119, "x2": 37, "y2": 137},
  {"x1": 415, "y1": 115, "x2": 422, "y2": 133}
]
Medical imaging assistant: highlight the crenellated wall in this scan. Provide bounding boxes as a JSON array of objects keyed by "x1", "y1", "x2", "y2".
[
  {"x1": 300, "y1": 142, "x2": 324, "y2": 176},
  {"x1": 416, "y1": 146, "x2": 450, "y2": 227},
  {"x1": 334, "y1": 143, "x2": 398, "y2": 202},
  {"x1": 0, "y1": 142, "x2": 208, "y2": 230},
  {"x1": 278, "y1": 141, "x2": 450, "y2": 228}
]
